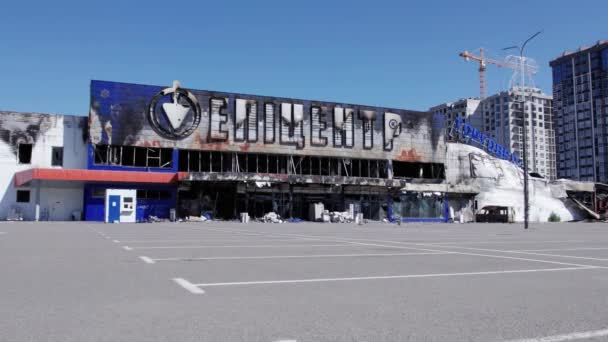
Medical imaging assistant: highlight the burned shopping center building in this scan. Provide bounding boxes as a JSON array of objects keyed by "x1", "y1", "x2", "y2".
[
  {"x1": 86, "y1": 80, "x2": 448, "y2": 222},
  {"x1": 5, "y1": 80, "x2": 599, "y2": 223}
]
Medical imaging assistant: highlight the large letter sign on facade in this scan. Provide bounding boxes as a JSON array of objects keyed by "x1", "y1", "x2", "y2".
[
  {"x1": 383, "y1": 112, "x2": 402, "y2": 151},
  {"x1": 264, "y1": 102, "x2": 276, "y2": 144},
  {"x1": 280, "y1": 103, "x2": 305, "y2": 148},
  {"x1": 360, "y1": 110, "x2": 375, "y2": 150},
  {"x1": 90, "y1": 80, "x2": 445, "y2": 164},
  {"x1": 333, "y1": 107, "x2": 355, "y2": 148},
  {"x1": 310, "y1": 105, "x2": 328, "y2": 147},
  {"x1": 234, "y1": 99, "x2": 258, "y2": 142},
  {"x1": 209, "y1": 97, "x2": 229, "y2": 141}
]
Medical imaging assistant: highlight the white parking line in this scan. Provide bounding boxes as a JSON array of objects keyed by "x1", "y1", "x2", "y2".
[
  {"x1": 113, "y1": 240, "x2": 120, "y2": 243},
  {"x1": 406, "y1": 243, "x2": 608, "y2": 267},
  {"x1": 505, "y1": 251, "x2": 608, "y2": 262},
  {"x1": 149, "y1": 251, "x2": 455, "y2": 262},
  {"x1": 519, "y1": 247, "x2": 608, "y2": 252},
  {"x1": 188, "y1": 266, "x2": 594, "y2": 290},
  {"x1": 504, "y1": 327, "x2": 608, "y2": 342},
  {"x1": 264, "y1": 235, "x2": 602, "y2": 269},
  {"x1": 118, "y1": 238, "x2": 309, "y2": 244},
  {"x1": 132, "y1": 244, "x2": 355, "y2": 250},
  {"x1": 139, "y1": 256, "x2": 156, "y2": 264},
  {"x1": 171, "y1": 225, "x2": 327, "y2": 242},
  {"x1": 121, "y1": 226, "x2": 607, "y2": 271},
  {"x1": 426, "y1": 240, "x2": 586, "y2": 246},
  {"x1": 173, "y1": 278, "x2": 205, "y2": 294},
  {"x1": 123, "y1": 246, "x2": 133, "y2": 251},
  {"x1": 181, "y1": 229, "x2": 607, "y2": 269}
]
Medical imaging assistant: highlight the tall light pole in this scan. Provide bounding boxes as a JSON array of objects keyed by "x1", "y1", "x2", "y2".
[{"x1": 503, "y1": 30, "x2": 543, "y2": 230}]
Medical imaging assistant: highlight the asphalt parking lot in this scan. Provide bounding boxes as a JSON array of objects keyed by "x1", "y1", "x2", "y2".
[{"x1": 3, "y1": 221, "x2": 608, "y2": 341}]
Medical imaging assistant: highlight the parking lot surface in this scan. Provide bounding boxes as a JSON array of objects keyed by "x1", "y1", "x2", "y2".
[{"x1": 2, "y1": 221, "x2": 608, "y2": 341}]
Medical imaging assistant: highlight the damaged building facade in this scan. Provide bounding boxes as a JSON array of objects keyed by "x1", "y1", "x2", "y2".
[
  {"x1": 0, "y1": 111, "x2": 88, "y2": 221},
  {"x1": 2, "y1": 80, "x2": 602, "y2": 222},
  {"x1": 86, "y1": 80, "x2": 448, "y2": 222}
]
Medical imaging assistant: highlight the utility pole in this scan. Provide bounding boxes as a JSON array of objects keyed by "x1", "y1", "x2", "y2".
[{"x1": 503, "y1": 30, "x2": 543, "y2": 230}]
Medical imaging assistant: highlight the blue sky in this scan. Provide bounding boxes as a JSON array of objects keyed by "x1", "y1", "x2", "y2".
[{"x1": 1, "y1": 0, "x2": 607, "y2": 115}]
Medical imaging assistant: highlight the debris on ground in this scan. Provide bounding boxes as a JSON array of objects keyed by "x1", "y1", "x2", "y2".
[
  {"x1": 148, "y1": 215, "x2": 162, "y2": 223},
  {"x1": 185, "y1": 215, "x2": 208, "y2": 222},
  {"x1": 7, "y1": 206, "x2": 24, "y2": 221},
  {"x1": 309, "y1": 203, "x2": 324, "y2": 221},
  {"x1": 262, "y1": 212, "x2": 283, "y2": 223},
  {"x1": 330, "y1": 211, "x2": 353, "y2": 223},
  {"x1": 322, "y1": 210, "x2": 330, "y2": 222},
  {"x1": 309, "y1": 202, "x2": 355, "y2": 223},
  {"x1": 355, "y1": 213, "x2": 365, "y2": 225}
]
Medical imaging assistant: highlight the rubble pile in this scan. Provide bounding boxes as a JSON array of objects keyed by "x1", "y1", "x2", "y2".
[{"x1": 262, "y1": 212, "x2": 283, "y2": 223}]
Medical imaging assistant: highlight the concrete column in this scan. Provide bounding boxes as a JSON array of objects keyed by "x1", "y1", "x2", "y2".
[{"x1": 34, "y1": 182, "x2": 41, "y2": 221}]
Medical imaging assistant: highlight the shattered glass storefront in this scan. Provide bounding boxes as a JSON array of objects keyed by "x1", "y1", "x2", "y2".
[
  {"x1": 86, "y1": 80, "x2": 449, "y2": 222},
  {"x1": 391, "y1": 192, "x2": 447, "y2": 222}
]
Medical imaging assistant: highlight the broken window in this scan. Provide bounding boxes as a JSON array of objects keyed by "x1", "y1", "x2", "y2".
[
  {"x1": 94, "y1": 145, "x2": 108, "y2": 164},
  {"x1": 401, "y1": 192, "x2": 444, "y2": 218},
  {"x1": 93, "y1": 145, "x2": 173, "y2": 169},
  {"x1": 16, "y1": 190, "x2": 30, "y2": 203},
  {"x1": 393, "y1": 161, "x2": 445, "y2": 179},
  {"x1": 18, "y1": 144, "x2": 32, "y2": 164},
  {"x1": 51, "y1": 147, "x2": 63, "y2": 166},
  {"x1": 146, "y1": 148, "x2": 161, "y2": 168},
  {"x1": 175, "y1": 149, "x2": 391, "y2": 179}
]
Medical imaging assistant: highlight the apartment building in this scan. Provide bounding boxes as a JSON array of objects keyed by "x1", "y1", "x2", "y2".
[
  {"x1": 432, "y1": 87, "x2": 556, "y2": 180},
  {"x1": 550, "y1": 40, "x2": 608, "y2": 182},
  {"x1": 430, "y1": 98, "x2": 482, "y2": 141}
]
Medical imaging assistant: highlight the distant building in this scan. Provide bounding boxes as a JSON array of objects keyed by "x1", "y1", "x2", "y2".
[
  {"x1": 481, "y1": 88, "x2": 556, "y2": 180},
  {"x1": 550, "y1": 40, "x2": 608, "y2": 182},
  {"x1": 430, "y1": 98, "x2": 482, "y2": 142},
  {"x1": 431, "y1": 87, "x2": 556, "y2": 180}
]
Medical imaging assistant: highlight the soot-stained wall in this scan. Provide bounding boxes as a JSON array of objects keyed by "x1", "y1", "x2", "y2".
[
  {"x1": 89, "y1": 80, "x2": 446, "y2": 163},
  {"x1": 0, "y1": 111, "x2": 88, "y2": 220}
]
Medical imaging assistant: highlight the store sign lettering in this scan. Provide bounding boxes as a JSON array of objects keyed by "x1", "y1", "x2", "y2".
[
  {"x1": 452, "y1": 116, "x2": 522, "y2": 166},
  {"x1": 205, "y1": 100, "x2": 405, "y2": 152}
]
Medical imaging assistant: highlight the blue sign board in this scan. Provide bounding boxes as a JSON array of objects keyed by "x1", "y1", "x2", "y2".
[{"x1": 433, "y1": 113, "x2": 522, "y2": 167}]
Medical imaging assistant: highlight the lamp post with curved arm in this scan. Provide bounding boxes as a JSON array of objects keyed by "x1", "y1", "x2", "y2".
[{"x1": 503, "y1": 30, "x2": 543, "y2": 230}]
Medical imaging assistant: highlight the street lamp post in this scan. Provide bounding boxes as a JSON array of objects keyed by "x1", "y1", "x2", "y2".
[{"x1": 503, "y1": 30, "x2": 543, "y2": 230}]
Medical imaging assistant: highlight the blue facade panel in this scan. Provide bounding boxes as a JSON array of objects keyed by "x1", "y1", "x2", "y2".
[{"x1": 84, "y1": 183, "x2": 176, "y2": 222}]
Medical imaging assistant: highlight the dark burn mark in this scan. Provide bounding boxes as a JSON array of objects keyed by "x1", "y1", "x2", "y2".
[
  {"x1": 0, "y1": 112, "x2": 50, "y2": 155},
  {"x1": 116, "y1": 105, "x2": 145, "y2": 145}
]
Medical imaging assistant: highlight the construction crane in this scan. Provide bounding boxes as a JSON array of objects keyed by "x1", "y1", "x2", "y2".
[{"x1": 459, "y1": 48, "x2": 510, "y2": 99}]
